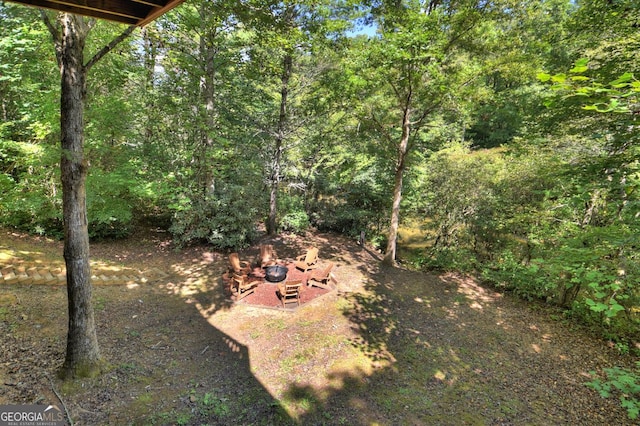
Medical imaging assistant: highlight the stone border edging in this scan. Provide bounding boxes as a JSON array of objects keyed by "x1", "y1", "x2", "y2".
[{"x1": 0, "y1": 265, "x2": 168, "y2": 286}]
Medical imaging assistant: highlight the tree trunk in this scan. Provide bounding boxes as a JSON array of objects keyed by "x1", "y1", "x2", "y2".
[
  {"x1": 41, "y1": 11, "x2": 134, "y2": 379},
  {"x1": 198, "y1": 5, "x2": 218, "y2": 196},
  {"x1": 267, "y1": 52, "x2": 293, "y2": 235},
  {"x1": 142, "y1": 27, "x2": 157, "y2": 144},
  {"x1": 382, "y1": 101, "x2": 412, "y2": 266},
  {"x1": 58, "y1": 14, "x2": 101, "y2": 379}
]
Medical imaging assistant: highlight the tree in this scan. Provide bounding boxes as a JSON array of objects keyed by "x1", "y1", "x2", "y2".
[
  {"x1": 143, "y1": 1, "x2": 266, "y2": 249},
  {"x1": 356, "y1": 0, "x2": 506, "y2": 265},
  {"x1": 240, "y1": 0, "x2": 350, "y2": 235},
  {"x1": 41, "y1": 11, "x2": 134, "y2": 378}
]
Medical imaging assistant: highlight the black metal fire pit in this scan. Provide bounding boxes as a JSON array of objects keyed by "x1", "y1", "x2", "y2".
[{"x1": 265, "y1": 265, "x2": 288, "y2": 282}]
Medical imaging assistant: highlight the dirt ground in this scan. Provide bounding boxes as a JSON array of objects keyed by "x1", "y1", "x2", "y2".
[{"x1": 0, "y1": 227, "x2": 637, "y2": 425}]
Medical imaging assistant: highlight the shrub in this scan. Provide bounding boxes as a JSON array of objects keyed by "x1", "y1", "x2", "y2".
[
  {"x1": 169, "y1": 185, "x2": 259, "y2": 250},
  {"x1": 86, "y1": 169, "x2": 136, "y2": 239},
  {"x1": 586, "y1": 363, "x2": 640, "y2": 420},
  {"x1": 0, "y1": 139, "x2": 63, "y2": 236},
  {"x1": 280, "y1": 210, "x2": 309, "y2": 233}
]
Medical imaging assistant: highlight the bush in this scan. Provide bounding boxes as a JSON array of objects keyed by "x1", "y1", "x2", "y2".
[
  {"x1": 0, "y1": 139, "x2": 63, "y2": 236},
  {"x1": 418, "y1": 247, "x2": 477, "y2": 273},
  {"x1": 481, "y1": 253, "x2": 553, "y2": 300},
  {"x1": 169, "y1": 185, "x2": 259, "y2": 250},
  {"x1": 280, "y1": 210, "x2": 309, "y2": 233},
  {"x1": 312, "y1": 204, "x2": 366, "y2": 236},
  {"x1": 86, "y1": 169, "x2": 136, "y2": 239},
  {"x1": 587, "y1": 363, "x2": 640, "y2": 420}
]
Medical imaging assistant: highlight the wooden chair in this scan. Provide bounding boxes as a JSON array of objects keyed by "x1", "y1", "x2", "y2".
[
  {"x1": 277, "y1": 280, "x2": 303, "y2": 308},
  {"x1": 229, "y1": 253, "x2": 251, "y2": 275},
  {"x1": 231, "y1": 273, "x2": 260, "y2": 300},
  {"x1": 294, "y1": 247, "x2": 319, "y2": 272},
  {"x1": 256, "y1": 244, "x2": 278, "y2": 268},
  {"x1": 308, "y1": 262, "x2": 335, "y2": 289}
]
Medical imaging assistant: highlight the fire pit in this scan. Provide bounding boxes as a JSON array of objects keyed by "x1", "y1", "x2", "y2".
[{"x1": 265, "y1": 265, "x2": 288, "y2": 283}]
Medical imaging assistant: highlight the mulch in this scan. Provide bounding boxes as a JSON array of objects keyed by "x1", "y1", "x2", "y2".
[{"x1": 224, "y1": 262, "x2": 332, "y2": 309}]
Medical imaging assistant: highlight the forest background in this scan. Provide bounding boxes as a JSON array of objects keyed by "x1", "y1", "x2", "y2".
[{"x1": 1, "y1": 0, "x2": 638, "y2": 353}]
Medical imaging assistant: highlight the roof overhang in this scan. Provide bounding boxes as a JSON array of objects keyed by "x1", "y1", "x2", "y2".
[{"x1": 6, "y1": 0, "x2": 185, "y2": 26}]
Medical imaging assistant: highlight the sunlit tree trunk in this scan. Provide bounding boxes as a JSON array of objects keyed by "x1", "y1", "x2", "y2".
[{"x1": 382, "y1": 99, "x2": 411, "y2": 266}]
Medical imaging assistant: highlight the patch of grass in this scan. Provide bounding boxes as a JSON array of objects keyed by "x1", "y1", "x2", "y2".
[
  {"x1": 335, "y1": 297, "x2": 354, "y2": 313},
  {"x1": 279, "y1": 357, "x2": 295, "y2": 374},
  {"x1": 94, "y1": 296, "x2": 107, "y2": 311},
  {"x1": 403, "y1": 341, "x2": 423, "y2": 363},
  {"x1": 146, "y1": 410, "x2": 192, "y2": 426},
  {"x1": 280, "y1": 346, "x2": 317, "y2": 374},
  {"x1": 280, "y1": 388, "x2": 318, "y2": 418},
  {"x1": 499, "y1": 399, "x2": 519, "y2": 416},
  {"x1": 200, "y1": 391, "x2": 230, "y2": 417},
  {"x1": 137, "y1": 393, "x2": 153, "y2": 404},
  {"x1": 265, "y1": 318, "x2": 287, "y2": 331},
  {"x1": 454, "y1": 294, "x2": 468, "y2": 304},
  {"x1": 298, "y1": 319, "x2": 317, "y2": 327},
  {"x1": 119, "y1": 362, "x2": 138, "y2": 372},
  {"x1": 60, "y1": 380, "x2": 83, "y2": 395},
  {"x1": 127, "y1": 329, "x2": 141, "y2": 338}
]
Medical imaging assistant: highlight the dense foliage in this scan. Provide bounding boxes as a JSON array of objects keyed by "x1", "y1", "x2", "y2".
[{"x1": 0, "y1": 0, "x2": 638, "y2": 382}]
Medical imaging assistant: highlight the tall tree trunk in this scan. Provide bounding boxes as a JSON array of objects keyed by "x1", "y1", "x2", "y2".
[
  {"x1": 58, "y1": 13, "x2": 101, "y2": 378},
  {"x1": 142, "y1": 27, "x2": 157, "y2": 145},
  {"x1": 382, "y1": 101, "x2": 411, "y2": 266},
  {"x1": 198, "y1": 5, "x2": 218, "y2": 196},
  {"x1": 42, "y1": 11, "x2": 135, "y2": 379},
  {"x1": 267, "y1": 52, "x2": 292, "y2": 235}
]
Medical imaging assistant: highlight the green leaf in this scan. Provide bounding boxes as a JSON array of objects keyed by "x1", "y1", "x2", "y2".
[
  {"x1": 570, "y1": 76, "x2": 591, "y2": 82},
  {"x1": 574, "y1": 58, "x2": 589, "y2": 68},
  {"x1": 537, "y1": 72, "x2": 551, "y2": 82},
  {"x1": 611, "y1": 83, "x2": 631, "y2": 89},
  {"x1": 570, "y1": 64, "x2": 589, "y2": 73},
  {"x1": 605, "y1": 303, "x2": 625, "y2": 318},
  {"x1": 610, "y1": 73, "x2": 634, "y2": 85}
]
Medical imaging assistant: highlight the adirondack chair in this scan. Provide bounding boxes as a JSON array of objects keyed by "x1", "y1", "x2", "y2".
[
  {"x1": 294, "y1": 247, "x2": 319, "y2": 272},
  {"x1": 228, "y1": 253, "x2": 251, "y2": 276},
  {"x1": 256, "y1": 244, "x2": 278, "y2": 268},
  {"x1": 277, "y1": 279, "x2": 303, "y2": 308},
  {"x1": 231, "y1": 273, "x2": 260, "y2": 300},
  {"x1": 308, "y1": 262, "x2": 335, "y2": 289}
]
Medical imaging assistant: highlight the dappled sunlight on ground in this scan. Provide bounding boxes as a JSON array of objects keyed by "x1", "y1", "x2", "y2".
[
  {"x1": 1, "y1": 228, "x2": 636, "y2": 425},
  {"x1": 440, "y1": 272, "x2": 502, "y2": 309}
]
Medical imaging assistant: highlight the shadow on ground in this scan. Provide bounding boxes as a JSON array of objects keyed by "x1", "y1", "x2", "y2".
[
  {"x1": 1, "y1": 228, "x2": 636, "y2": 425},
  {"x1": 280, "y1": 258, "x2": 634, "y2": 425}
]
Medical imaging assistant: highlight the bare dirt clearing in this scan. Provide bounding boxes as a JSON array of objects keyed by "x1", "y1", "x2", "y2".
[{"x1": 0, "y1": 227, "x2": 636, "y2": 425}]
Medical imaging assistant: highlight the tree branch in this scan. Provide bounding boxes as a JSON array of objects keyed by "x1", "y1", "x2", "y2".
[
  {"x1": 39, "y1": 10, "x2": 62, "y2": 67},
  {"x1": 370, "y1": 111, "x2": 394, "y2": 144},
  {"x1": 85, "y1": 25, "x2": 137, "y2": 72}
]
